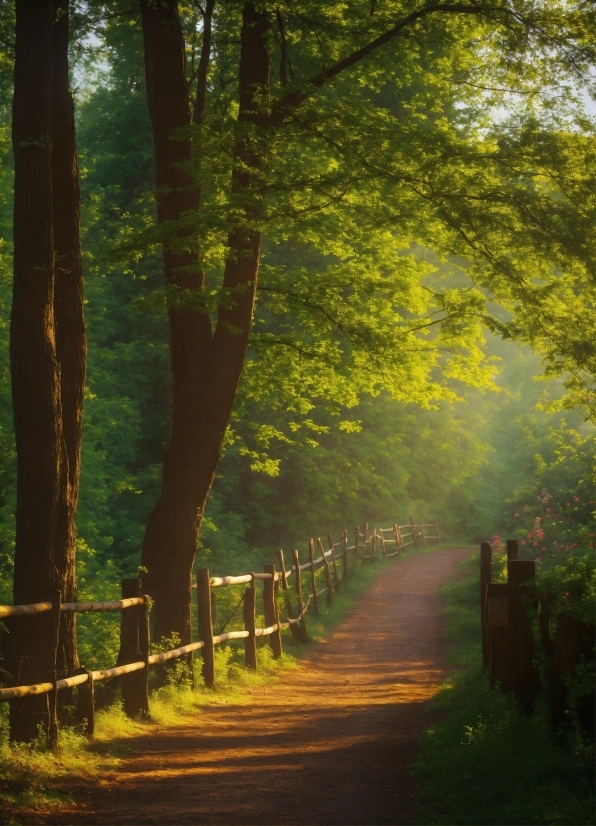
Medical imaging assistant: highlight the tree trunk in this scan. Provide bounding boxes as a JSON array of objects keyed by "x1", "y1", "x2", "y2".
[
  {"x1": 51, "y1": 0, "x2": 85, "y2": 683},
  {"x1": 9, "y1": 0, "x2": 84, "y2": 741},
  {"x1": 9, "y1": 0, "x2": 63, "y2": 742},
  {"x1": 139, "y1": 2, "x2": 269, "y2": 648}
]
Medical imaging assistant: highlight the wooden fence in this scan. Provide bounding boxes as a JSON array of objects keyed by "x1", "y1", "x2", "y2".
[
  {"x1": 0, "y1": 516, "x2": 439, "y2": 744},
  {"x1": 480, "y1": 538, "x2": 595, "y2": 722}
]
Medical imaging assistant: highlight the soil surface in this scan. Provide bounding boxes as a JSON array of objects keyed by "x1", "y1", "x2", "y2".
[{"x1": 48, "y1": 547, "x2": 471, "y2": 825}]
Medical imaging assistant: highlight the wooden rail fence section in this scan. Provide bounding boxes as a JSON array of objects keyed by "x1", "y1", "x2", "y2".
[
  {"x1": 480, "y1": 538, "x2": 595, "y2": 721},
  {"x1": 0, "y1": 516, "x2": 439, "y2": 744}
]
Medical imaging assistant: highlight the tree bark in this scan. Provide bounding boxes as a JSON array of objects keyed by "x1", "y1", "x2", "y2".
[
  {"x1": 10, "y1": 0, "x2": 63, "y2": 742},
  {"x1": 51, "y1": 0, "x2": 85, "y2": 683},
  {"x1": 139, "y1": 1, "x2": 269, "y2": 648},
  {"x1": 9, "y1": 0, "x2": 84, "y2": 741}
]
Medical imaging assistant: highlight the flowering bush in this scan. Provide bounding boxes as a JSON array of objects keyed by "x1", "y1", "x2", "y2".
[{"x1": 504, "y1": 426, "x2": 595, "y2": 623}]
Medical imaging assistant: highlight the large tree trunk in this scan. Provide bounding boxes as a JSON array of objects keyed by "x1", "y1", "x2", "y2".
[
  {"x1": 9, "y1": 0, "x2": 64, "y2": 742},
  {"x1": 9, "y1": 0, "x2": 84, "y2": 741},
  {"x1": 51, "y1": 0, "x2": 85, "y2": 682},
  {"x1": 139, "y1": 2, "x2": 269, "y2": 649}
]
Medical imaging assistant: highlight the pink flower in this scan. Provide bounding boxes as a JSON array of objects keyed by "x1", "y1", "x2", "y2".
[
  {"x1": 546, "y1": 508, "x2": 551, "y2": 514},
  {"x1": 514, "y1": 513, "x2": 519, "y2": 518},
  {"x1": 566, "y1": 502, "x2": 571, "y2": 507},
  {"x1": 521, "y1": 540, "x2": 526, "y2": 546}
]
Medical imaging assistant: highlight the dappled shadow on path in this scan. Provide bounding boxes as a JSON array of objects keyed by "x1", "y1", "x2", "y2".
[{"x1": 44, "y1": 547, "x2": 471, "y2": 826}]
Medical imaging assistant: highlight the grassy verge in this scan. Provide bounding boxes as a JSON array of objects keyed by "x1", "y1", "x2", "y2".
[{"x1": 414, "y1": 552, "x2": 595, "y2": 826}]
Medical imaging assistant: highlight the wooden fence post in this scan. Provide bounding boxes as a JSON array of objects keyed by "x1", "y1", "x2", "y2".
[
  {"x1": 420, "y1": 522, "x2": 427, "y2": 549},
  {"x1": 508, "y1": 559, "x2": 539, "y2": 710},
  {"x1": 243, "y1": 580, "x2": 257, "y2": 670},
  {"x1": 47, "y1": 590, "x2": 61, "y2": 747},
  {"x1": 394, "y1": 524, "x2": 403, "y2": 554},
  {"x1": 196, "y1": 568, "x2": 215, "y2": 687},
  {"x1": 434, "y1": 520, "x2": 440, "y2": 544},
  {"x1": 342, "y1": 530, "x2": 349, "y2": 580},
  {"x1": 263, "y1": 565, "x2": 282, "y2": 658},
  {"x1": 552, "y1": 615, "x2": 595, "y2": 728},
  {"x1": 277, "y1": 549, "x2": 299, "y2": 642},
  {"x1": 309, "y1": 539, "x2": 319, "y2": 616},
  {"x1": 480, "y1": 542, "x2": 492, "y2": 670},
  {"x1": 410, "y1": 517, "x2": 418, "y2": 550},
  {"x1": 75, "y1": 667, "x2": 95, "y2": 736},
  {"x1": 327, "y1": 534, "x2": 340, "y2": 589},
  {"x1": 317, "y1": 538, "x2": 334, "y2": 602},
  {"x1": 487, "y1": 583, "x2": 508, "y2": 687},
  {"x1": 119, "y1": 578, "x2": 149, "y2": 718},
  {"x1": 292, "y1": 549, "x2": 308, "y2": 641}
]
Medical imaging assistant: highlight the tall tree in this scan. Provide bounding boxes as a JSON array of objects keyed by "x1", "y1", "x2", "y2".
[
  {"x1": 9, "y1": 0, "x2": 85, "y2": 741},
  {"x1": 138, "y1": 0, "x2": 594, "y2": 647}
]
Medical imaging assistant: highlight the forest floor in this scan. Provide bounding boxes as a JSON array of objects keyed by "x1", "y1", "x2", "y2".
[{"x1": 42, "y1": 546, "x2": 471, "y2": 826}]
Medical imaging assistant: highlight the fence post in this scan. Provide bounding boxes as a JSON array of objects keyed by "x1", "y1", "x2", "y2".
[
  {"x1": 552, "y1": 615, "x2": 595, "y2": 728},
  {"x1": 317, "y1": 538, "x2": 334, "y2": 602},
  {"x1": 380, "y1": 530, "x2": 387, "y2": 558},
  {"x1": 75, "y1": 667, "x2": 95, "y2": 736},
  {"x1": 292, "y1": 549, "x2": 308, "y2": 641},
  {"x1": 243, "y1": 579, "x2": 257, "y2": 670},
  {"x1": 277, "y1": 549, "x2": 299, "y2": 642},
  {"x1": 309, "y1": 539, "x2": 319, "y2": 616},
  {"x1": 487, "y1": 583, "x2": 508, "y2": 687},
  {"x1": 196, "y1": 568, "x2": 215, "y2": 688},
  {"x1": 410, "y1": 517, "x2": 418, "y2": 550},
  {"x1": 119, "y1": 578, "x2": 149, "y2": 718},
  {"x1": 342, "y1": 530, "x2": 349, "y2": 580},
  {"x1": 420, "y1": 522, "x2": 427, "y2": 549},
  {"x1": 434, "y1": 520, "x2": 440, "y2": 544},
  {"x1": 327, "y1": 533, "x2": 340, "y2": 589},
  {"x1": 480, "y1": 542, "x2": 492, "y2": 670},
  {"x1": 394, "y1": 524, "x2": 403, "y2": 554},
  {"x1": 47, "y1": 590, "x2": 61, "y2": 747},
  {"x1": 263, "y1": 565, "x2": 282, "y2": 658},
  {"x1": 508, "y1": 559, "x2": 539, "y2": 710}
]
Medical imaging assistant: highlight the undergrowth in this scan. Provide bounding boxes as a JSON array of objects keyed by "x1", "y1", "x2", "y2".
[
  {"x1": 414, "y1": 553, "x2": 595, "y2": 826},
  {"x1": 0, "y1": 542, "x2": 450, "y2": 821}
]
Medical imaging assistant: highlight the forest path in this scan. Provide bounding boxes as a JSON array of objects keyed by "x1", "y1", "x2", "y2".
[{"x1": 51, "y1": 546, "x2": 471, "y2": 825}]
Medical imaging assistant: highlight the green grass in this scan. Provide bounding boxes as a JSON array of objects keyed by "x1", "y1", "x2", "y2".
[
  {"x1": 0, "y1": 541, "x2": 453, "y2": 821},
  {"x1": 414, "y1": 553, "x2": 595, "y2": 826}
]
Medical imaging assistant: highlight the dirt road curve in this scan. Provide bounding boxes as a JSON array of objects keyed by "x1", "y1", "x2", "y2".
[{"x1": 52, "y1": 547, "x2": 471, "y2": 826}]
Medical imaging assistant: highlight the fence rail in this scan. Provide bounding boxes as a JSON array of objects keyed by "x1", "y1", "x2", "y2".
[{"x1": 1, "y1": 515, "x2": 439, "y2": 744}]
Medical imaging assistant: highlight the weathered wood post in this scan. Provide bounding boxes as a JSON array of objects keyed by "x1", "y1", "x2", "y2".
[
  {"x1": 434, "y1": 520, "x2": 440, "y2": 544},
  {"x1": 480, "y1": 542, "x2": 492, "y2": 670},
  {"x1": 509, "y1": 559, "x2": 539, "y2": 710},
  {"x1": 420, "y1": 522, "x2": 427, "y2": 549},
  {"x1": 119, "y1": 578, "x2": 149, "y2": 718},
  {"x1": 243, "y1": 579, "x2": 257, "y2": 670},
  {"x1": 75, "y1": 667, "x2": 95, "y2": 736},
  {"x1": 277, "y1": 549, "x2": 300, "y2": 641},
  {"x1": 394, "y1": 524, "x2": 403, "y2": 554},
  {"x1": 48, "y1": 590, "x2": 61, "y2": 747},
  {"x1": 371, "y1": 528, "x2": 377, "y2": 561},
  {"x1": 309, "y1": 539, "x2": 319, "y2": 616},
  {"x1": 410, "y1": 517, "x2": 418, "y2": 549},
  {"x1": 327, "y1": 533, "x2": 340, "y2": 589},
  {"x1": 487, "y1": 583, "x2": 508, "y2": 687},
  {"x1": 317, "y1": 538, "x2": 334, "y2": 603},
  {"x1": 292, "y1": 549, "x2": 308, "y2": 642},
  {"x1": 342, "y1": 530, "x2": 349, "y2": 581},
  {"x1": 552, "y1": 615, "x2": 595, "y2": 728},
  {"x1": 196, "y1": 568, "x2": 215, "y2": 687},
  {"x1": 263, "y1": 565, "x2": 282, "y2": 658}
]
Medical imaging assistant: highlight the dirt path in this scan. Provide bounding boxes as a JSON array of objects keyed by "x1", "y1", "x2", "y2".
[{"x1": 51, "y1": 547, "x2": 471, "y2": 825}]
